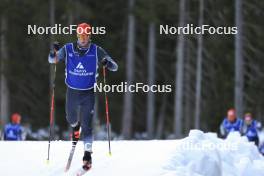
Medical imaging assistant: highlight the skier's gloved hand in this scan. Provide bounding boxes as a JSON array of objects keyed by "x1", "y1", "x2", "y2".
[
  {"x1": 49, "y1": 41, "x2": 61, "y2": 58},
  {"x1": 49, "y1": 50, "x2": 56, "y2": 58},
  {"x1": 101, "y1": 58, "x2": 108, "y2": 67}
]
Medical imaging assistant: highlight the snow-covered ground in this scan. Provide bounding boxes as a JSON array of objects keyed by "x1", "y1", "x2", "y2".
[{"x1": 0, "y1": 130, "x2": 263, "y2": 176}]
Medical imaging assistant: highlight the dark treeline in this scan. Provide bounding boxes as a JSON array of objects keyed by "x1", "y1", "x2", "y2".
[{"x1": 0, "y1": 0, "x2": 263, "y2": 139}]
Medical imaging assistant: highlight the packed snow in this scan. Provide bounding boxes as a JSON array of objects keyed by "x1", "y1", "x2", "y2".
[
  {"x1": 0, "y1": 130, "x2": 263, "y2": 176},
  {"x1": 162, "y1": 130, "x2": 264, "y2": 176}
]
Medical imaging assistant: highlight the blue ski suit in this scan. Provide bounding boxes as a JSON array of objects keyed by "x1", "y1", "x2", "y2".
[
  {"x1": 220, "y1": 118, "x2": 243, "y2": 138},
  {"x1": 242, "y1": 120, "x2": 260, "y2": 146},
  {"x1": 4, "y1": 123, "x2": 22, "y2": 140}
]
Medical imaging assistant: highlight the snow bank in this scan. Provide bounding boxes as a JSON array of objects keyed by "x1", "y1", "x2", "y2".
[
  {"x1": 0, "y1": 130, "x2": 263, "y2": 176},
  {"x1": 162, "y1": 130, "x2": 264, "y2": 176},
  {"x1": 0, "y1": 140, "x2": 178, "y2": 176}
]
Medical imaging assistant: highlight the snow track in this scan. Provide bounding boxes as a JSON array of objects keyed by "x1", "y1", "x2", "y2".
[{"x1": 0, "y1": 130, "x2": 263, "y2": 176}]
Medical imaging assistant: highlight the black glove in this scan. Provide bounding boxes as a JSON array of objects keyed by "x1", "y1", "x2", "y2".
[
  {"x1": 53, "y1": 41, "x2": 61, "y2": 51},
  {"x1": 101, "y1": 58, "x2": 108, "y2": 66},
  {"x1": 50, "y1": 41, "x2": 60, "y2": 58}
]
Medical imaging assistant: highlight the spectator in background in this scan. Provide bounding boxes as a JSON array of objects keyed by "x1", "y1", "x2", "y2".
[
  {"x1": 4, "y1": 113, "x2": 23, "y2": 141},
  {"x1": 242, "y1": 113, "x2": 261, "y2": 146},
  {"x1": 220, "y1": 108, "x2": 243, "y2": 138}
]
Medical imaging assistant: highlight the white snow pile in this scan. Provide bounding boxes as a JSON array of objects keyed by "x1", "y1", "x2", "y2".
[{"x1": 162, "y1": 129, "x2": 264, "y2": 176}]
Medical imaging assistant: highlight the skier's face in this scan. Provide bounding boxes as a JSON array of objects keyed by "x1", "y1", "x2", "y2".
[
  {"x1": 77, "y1": 34, "x2": 90, "y2": 47},
  {"x1": 12, "y1": 115, "x2": 21, "y2": 124},
  {"x1": 227, "y1": 110, "x2": 236, "y2": 122},
  {"x1": 244, "y1": 115, "x2": 252, "y2": 125},
  {"x1": 16, "y1": 117, "x2": 21, "y2": 124}
]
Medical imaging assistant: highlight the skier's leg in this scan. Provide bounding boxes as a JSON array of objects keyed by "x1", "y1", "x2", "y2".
[
  {"x1": 80, "y1": 90, "x2": 95, "y2": 152},
  {"x1": 66, "y1": 88, "x2": 81, "y2": 143},
  {"x1": 66, "y1": 88, "x2": 79, "y2": 126},
  {"x1": 79, "y1": 90, "x2": 95, "y2": 171}
]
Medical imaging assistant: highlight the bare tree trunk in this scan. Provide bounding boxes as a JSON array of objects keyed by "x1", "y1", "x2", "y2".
[
  {"x1": 68, "y1": 0, "x2": 74, "y2": 25},
  {"x1": 184, "y1": 39, "x2": 191, "y2": 134},
  {"x1": 49, "y1": 0, "x2": 55, "y2": 47},
  {"x1": 0, "y1": 15, "x2": 10, "y2": 126},
  {"x1": 183, "y1": 0, "x2": 191, "y2": 135},
  {"x1": 194, "y1": 0, "x2": 204, "y2": 129},
  {"x1": 156, "y1": 93, "x2": 167, "y2": 139},
  {"x1": 235, "y1": 0, "x2": 244, "y2": 118},
  {"x1": 256, "y1": 104, "x2": 262, "y2": 122},
  {"x1": 122, "y1": 0, "x2": 135, "y2": 139},
  {"x1": 174, "y1": 0, "x2": 186, "y2": 138},
  {"x1": 146, "y1": 22, "x2": 156, "y2": 139}
]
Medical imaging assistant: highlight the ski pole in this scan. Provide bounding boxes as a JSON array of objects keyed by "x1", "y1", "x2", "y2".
[
  {"x1": 47, "y1": 46, "x2": 58, "y2": 164},
  {"x1": 103, "y1": 66, "x2": 112, "y2": 156}
]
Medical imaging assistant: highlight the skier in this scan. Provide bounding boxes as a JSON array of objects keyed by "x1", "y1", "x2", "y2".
[
  {"x1": 220, "y1": 108, "x2": 243, "y2": 138},
  {"x1": 242, "y1": 113, "x2": 261, "y2": 146},
  {"x1": 48, "y1": 23, "x2": 118, "y2": 172},
  {"x1": 3, "y1": 113, "x2": 23, "y2": 141}
]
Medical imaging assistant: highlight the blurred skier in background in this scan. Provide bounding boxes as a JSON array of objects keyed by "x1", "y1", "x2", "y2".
[
  {"x1": 3, "y1": 113, "x2": 23, "y2": 141},
  {"x1": 220, "y1": 108, "x2": 243, "y2": 138},
  {"x1": 242, "y1": 113, "x2": 261, "y2": 146}
]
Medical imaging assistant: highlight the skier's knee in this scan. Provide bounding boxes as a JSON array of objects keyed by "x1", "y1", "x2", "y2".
[
  {"x1": 66, "y1": 116, "x2": 78, "y2": 126},
  {"x1": 70, "y1": 121, "x2": 80, "y2": 128}
]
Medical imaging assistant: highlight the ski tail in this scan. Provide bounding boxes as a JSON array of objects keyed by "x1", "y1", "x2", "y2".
[
  {"x1": 65, "y1": 126, "x2": 82, "y2": 172},
  {"x1": 64, "y1": 144, "x2": 77, "y2": 172}
]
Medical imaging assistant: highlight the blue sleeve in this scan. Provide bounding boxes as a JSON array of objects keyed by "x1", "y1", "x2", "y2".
[
  {"x1": 48, "y1": 45, "x2": 66, "y2": 63},
  {"x1": 252, "y1": 120, "x2": 260, "y2": 130},
  {"x1": 3, "y1": 125, "x2": 9, "y2": 140},
  {"x1": 220, "y1": 119, "x2": 227, "y2": 137},
  {"x1": 18, "y1": 127, "x2": 22, "y2": 140},
  {"x1": 256, "y1": 121, "x2": 262, "y2": 130},
  {"x1": 97, "y1": 46, "x2": 118, "y2": 71}
]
